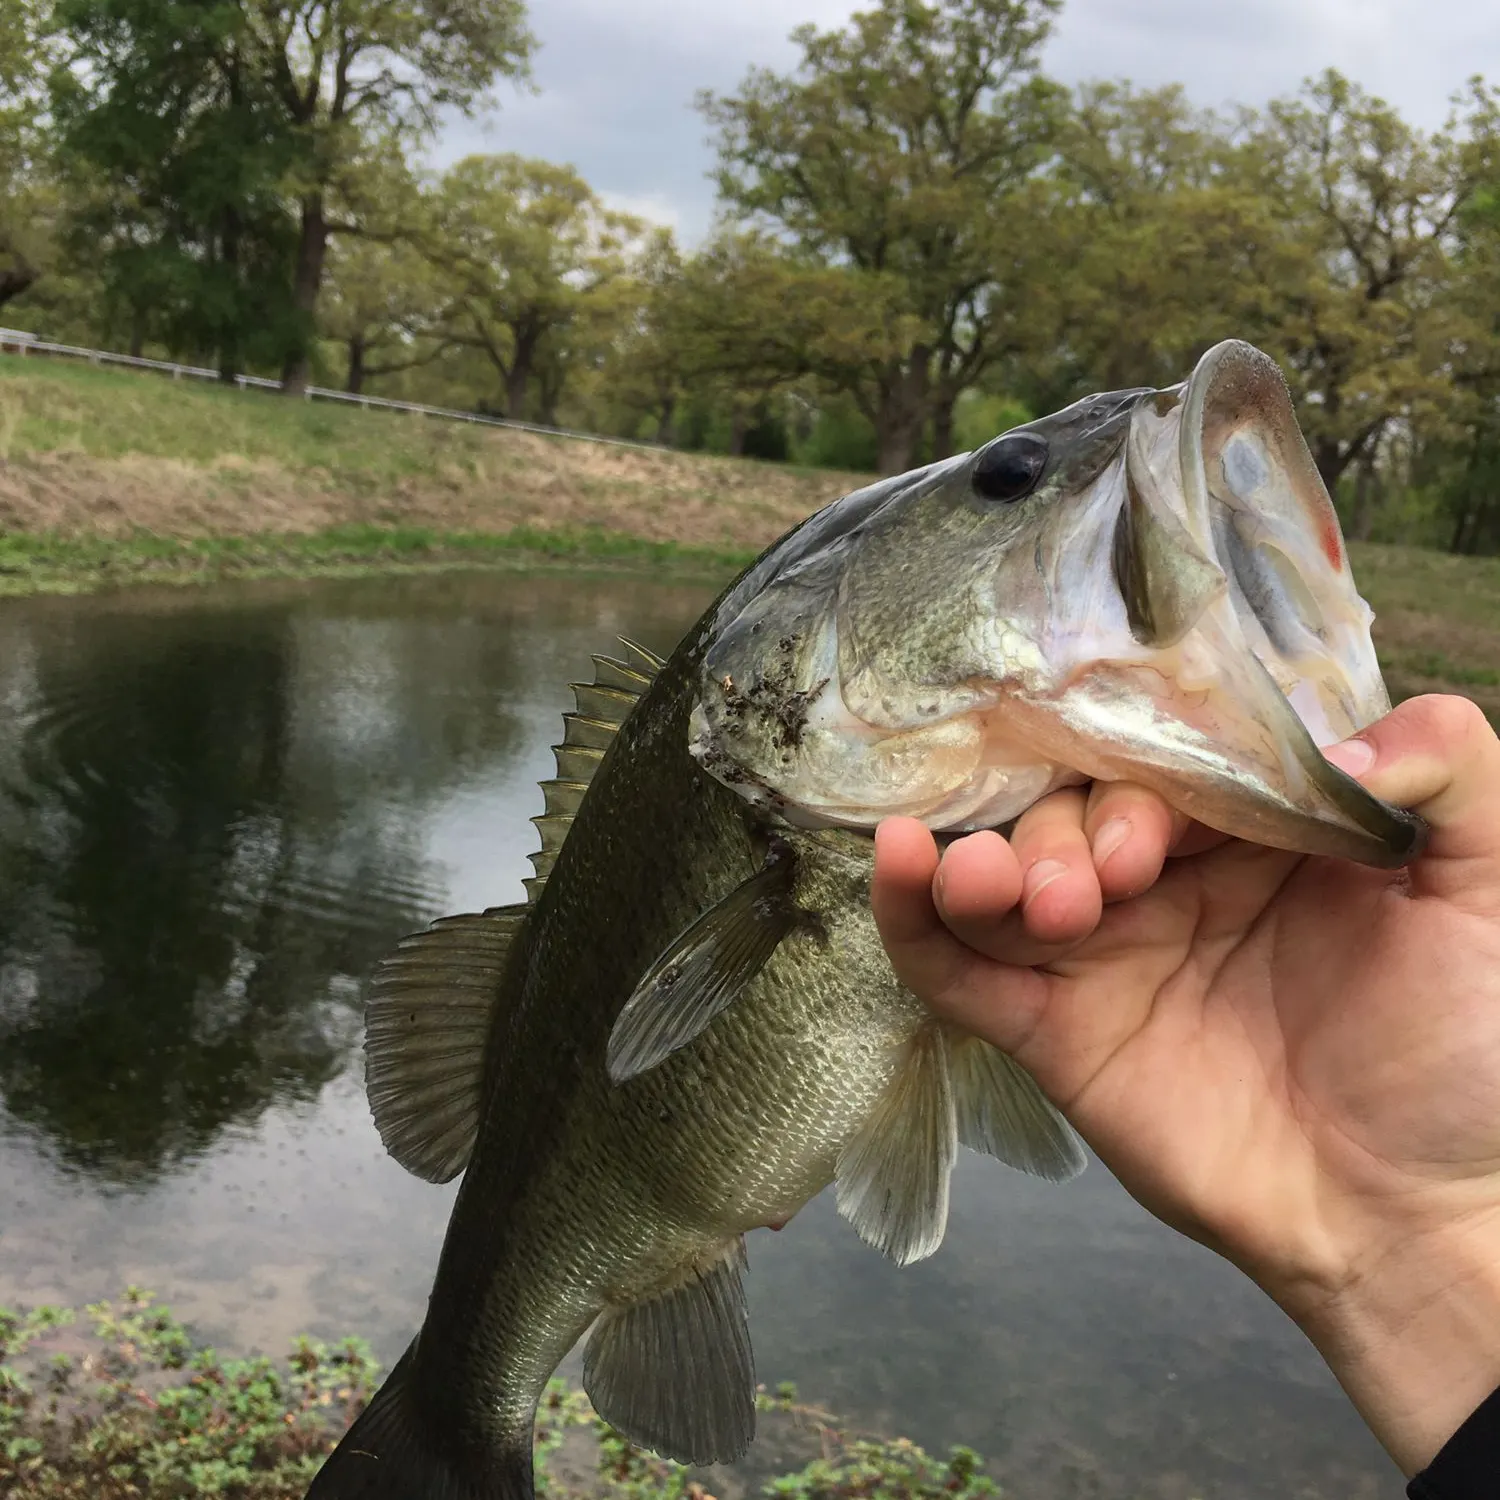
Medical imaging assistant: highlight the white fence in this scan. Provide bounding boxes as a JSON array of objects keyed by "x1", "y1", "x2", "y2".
[{"x1": 0, "y1": 326, "x2": 665, "y2": 454}]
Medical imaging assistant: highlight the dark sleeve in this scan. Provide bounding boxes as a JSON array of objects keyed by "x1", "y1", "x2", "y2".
[{"x1": 1407, "y1": 1386, "x2": 1500, "y2": 1498}]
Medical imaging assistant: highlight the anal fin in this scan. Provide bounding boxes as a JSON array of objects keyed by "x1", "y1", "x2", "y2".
[
  {"x1": 835, "y1": 1024, "x2": 956, "y2": 1267},
  {"x1": 583, "y1": 1239, "x2": 755, "y2": 1466},
  {"x1": 951, "y1": 1035, "x2": 1087, "y2": 1183}
]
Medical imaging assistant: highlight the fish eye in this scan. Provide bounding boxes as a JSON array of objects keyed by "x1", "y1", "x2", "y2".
[{"x1": 972, "y1": 432, "x2": 1048, "y2": 504}]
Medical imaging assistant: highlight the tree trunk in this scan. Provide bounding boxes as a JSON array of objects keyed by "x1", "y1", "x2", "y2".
[
  {"x1": 218, "y1": 206, "x2": 242, "y2": 384},
  {"x1": 1450, "y1": 497, "x2": 1475, "y2": 555},
  {"x1": 875, "y1": 349, "x2": 931, "y2": 475},
  {"x1": 505, "y1": 324, "x2": 542, "y2": 420},
  {"x1": 128, "y1": 310, "x2": 146, "y2": 360},
  {"x1": 1348, "y1": 458, "x2": 1379, "y2": 542},
  {"x1": 931, "y1": 390, "x2": 957, "y2": 460},
  {"x1": 728, "y1": 402, "x2": 748, "y2": 456},
  {"x1": 1312, "y1": 435, "x2": 1353, "y2": 495},
  {"x1": 346, "y1": 334, "x2": 366, "y2": 395},
  {"x1": 0, "y1": 263, "x2": 35, "y2": 309},
  {"x1": 656, "y1": 394, "x2": 677, "y2": 448},
  {"x1": 281, "y1": 193, "x2": 330, "y2": 394}
]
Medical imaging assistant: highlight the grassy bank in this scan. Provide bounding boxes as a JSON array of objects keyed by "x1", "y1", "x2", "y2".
[
  {"x1": 0, "y1": 523, "x2": 762, "y2": 597},
  {"x1": 1, "y1": 354, "x2": 1497, "y2": 715},
  {"x1": 0, "y1": 357, "x2": 858, "y2": 561},
  {"x1": 1, "y1": 1291, "x2": 998, "y2": 1500}
]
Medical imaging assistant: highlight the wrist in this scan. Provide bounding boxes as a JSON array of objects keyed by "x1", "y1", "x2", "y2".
[{"x1": 1276, "y1": 1203, "x2": 1500, "y2": 1475}]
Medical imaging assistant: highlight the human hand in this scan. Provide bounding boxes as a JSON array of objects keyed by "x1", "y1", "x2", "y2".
[{"x1": 871, "y1": 695, "x2": 1500, "y2": 1475}]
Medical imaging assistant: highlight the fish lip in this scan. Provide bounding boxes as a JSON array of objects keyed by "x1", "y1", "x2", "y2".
[{"x1": 1120, "y1": 340, "x2": 1422, "y2": 866}]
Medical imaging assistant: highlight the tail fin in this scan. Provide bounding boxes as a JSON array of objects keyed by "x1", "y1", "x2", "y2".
[{"x1": 304, "y1": 1341, "x2": 533, "y2": 1500}]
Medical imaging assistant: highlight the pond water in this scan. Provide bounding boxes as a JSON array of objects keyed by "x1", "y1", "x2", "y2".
[{"x1": 0, "y1": 571, "x2": 1400, "y2": 1499}]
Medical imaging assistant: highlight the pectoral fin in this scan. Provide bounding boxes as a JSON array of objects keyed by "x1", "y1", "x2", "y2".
[
  {"x1": 606, "y1": 843, "x2": 801, "y2": 1083},
  {"x1": 583, "y1": 1239, "x2": 755, "y2": 1466},
  {"x1": 835, "y1": 1024, "x2": 956, "y2": 1267},
  {"x1": 950, "y1": 1036, "x2": 1086, "y2": 1182},
  {"x1": 364, "y1": 905, "x2": 527, "y2": 1183}
]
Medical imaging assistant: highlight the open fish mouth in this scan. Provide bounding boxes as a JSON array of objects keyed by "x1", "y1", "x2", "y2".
[{"x1": 691, "y1": 341, "x2": 1425, "y2": 869}]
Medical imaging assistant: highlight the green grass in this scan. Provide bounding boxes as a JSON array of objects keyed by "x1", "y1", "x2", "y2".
[
  {"x1": 0, "y1": 356, "x2": 511, "y2": 482},
  {"x1": 0, "y1": 524, "x2": 762, "y2": 597},
  {"x1": 1348, "y1": 541, "x2": 1500, "y2": 632},
  {"x1": 0, "y1": 355, "x2": 846, "y2": 491}
]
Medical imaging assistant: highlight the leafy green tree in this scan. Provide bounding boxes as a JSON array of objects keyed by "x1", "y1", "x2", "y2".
[
  {"x1": 592, "y1": 226, "x2": 687, "y2": 442},
  {"x1": 316, "y1": 147, "x2": 452, "y2": 393},
  {"x1": 320, "y1": 232, "x2": 450, "y2": 393},
  {"x1": 50, "y1": 0, "x2": 302, "y2": 377},
  {"x1": 1017, "y1": 84, "x2": 1279, "y2": 402},
  {"x1": 240, "y1": 0, "x2": 533, "y2": 392},
  {"x1": 703, "y1": 0, "x2": 1063, "y2": 472},
  {"x1": 0, "y1": 0, "x2": 58, "y2": 309},
  {"x1": 666, "y1": 230, "x2": 919, "y2": 456},
  {"x1": 1248, "y1": 71, "x2": 1484, "y2": 497},
  {"x1": 431, "y1": 154, "x2": 645, "y2": 421}
]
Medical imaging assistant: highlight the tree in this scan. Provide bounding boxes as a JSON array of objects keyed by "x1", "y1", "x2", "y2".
[
  {"x1": 703, "y1": 0, "x2": 1063, "y2": 473},
  {"x1": 592, "y1": 227, "x2": 686, "y2": 443},
  {"x1": 666, "y1": 230, "x2": 920, "y2": 455},
  {"x1": 0, "y1": 0, "x2": 58, "y2": 309},
  {"x1": 320, "y1": 231, "x2": 449, "y2": 393},
  {"x1": 431, "y1": 154, "x2": 645, "y2": 422},
  {"x1": 1416, "y1": 107, "x2": 1500, "y2": 554},
  {"x1": 51, "y1": 0, "x2": 302, "y2": 377},
  {"x1": 316, "y1": 148, "x2": 450, "y2": 393},
  {"x1": 1246, "y1": 71, "x2": 1481, "y2": 498},
  {"x1": 240, "y1": 0, "x2": 533, "y2": 392}
]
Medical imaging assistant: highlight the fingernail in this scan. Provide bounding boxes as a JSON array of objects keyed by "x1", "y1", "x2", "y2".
[
  {"x1": 1324, "y1": 737, "x2": 1375, "y2": 777},
  {"x1": 1022, "y1": 858, "x2": 1069, "y2": 907},
  {"x1": 1091, "y1": 817, "x2": 1132, "y2": 868}
]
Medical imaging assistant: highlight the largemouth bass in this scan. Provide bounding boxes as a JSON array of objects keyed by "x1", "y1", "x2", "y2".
[{"x1": 305, "y1": 341, "x2": 1422, "y2": 1500}]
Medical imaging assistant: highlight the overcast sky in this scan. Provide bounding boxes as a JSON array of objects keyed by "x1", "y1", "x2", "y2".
[{"x1": 432, "y1": 0, "x2": 1500, "y2": 244}]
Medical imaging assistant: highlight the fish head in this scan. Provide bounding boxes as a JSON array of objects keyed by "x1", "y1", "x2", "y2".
[{"x1": 690, "y1": 340, "x2": 1424, "y2": 867}]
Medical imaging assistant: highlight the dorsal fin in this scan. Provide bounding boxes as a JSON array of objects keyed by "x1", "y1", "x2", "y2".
[
  {"x1": 525, "y1": 636, "x2": 664, "y2": 906},
  {"x1": 366, "y1": 636, "x2": 666, "y2": 1178}
]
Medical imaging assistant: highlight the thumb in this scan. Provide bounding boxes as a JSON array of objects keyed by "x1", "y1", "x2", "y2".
[{"x1": 1324, "y1": 694, "x2": 1500, "y2": 905}]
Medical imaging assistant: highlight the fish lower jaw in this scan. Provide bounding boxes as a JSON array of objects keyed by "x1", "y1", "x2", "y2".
[{"x1": 697, "y1": 703, "x2": 1093, "y2": 836}]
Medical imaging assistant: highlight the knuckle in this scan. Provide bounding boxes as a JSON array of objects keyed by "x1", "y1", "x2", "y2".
[{"x1": 1393, "y1": 692, "x2": 1491, "y2": 753}]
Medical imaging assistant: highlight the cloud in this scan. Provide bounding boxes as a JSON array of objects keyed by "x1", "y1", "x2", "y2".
[{"x1": 428, "y1": 0, "x2": 1500, "y2": 245}]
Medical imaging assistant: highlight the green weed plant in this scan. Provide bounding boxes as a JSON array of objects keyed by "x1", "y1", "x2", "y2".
[{"x1": 0, "y1": 1292, "x2": 1007, "y2": 1500}]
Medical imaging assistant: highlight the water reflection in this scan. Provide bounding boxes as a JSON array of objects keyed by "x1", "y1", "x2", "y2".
[
  {"x1": 0, "y1": 575, "x2": 698, "y2": 1182},
  {"x1": 0, "y1": 571, "x2": 1400, "y2": 1499}
]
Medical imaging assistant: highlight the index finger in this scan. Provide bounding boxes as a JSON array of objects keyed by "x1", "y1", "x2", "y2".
[{"x1": 871, "y1": 818, "x2": 1049, "y2": 1055}]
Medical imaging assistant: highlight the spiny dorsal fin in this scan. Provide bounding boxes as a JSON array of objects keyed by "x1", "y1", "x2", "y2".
[
  {"x1": 366, "y1": 639, "x2": 664, "y2": 1179},
  {"x1": 365, "y1": 906, "x2": 528, "y2": 1183},
  {"x1": 526, "y1": 637, "x2": 663, "y2": 905}
]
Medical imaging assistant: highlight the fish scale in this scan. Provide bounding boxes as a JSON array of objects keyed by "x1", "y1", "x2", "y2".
[{"x1": 305, "y1": 340, "x2": 1421, "y2": 1500}]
